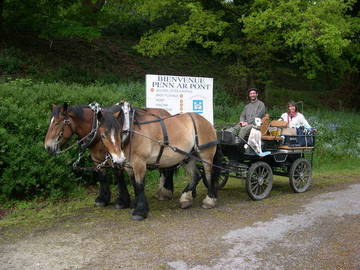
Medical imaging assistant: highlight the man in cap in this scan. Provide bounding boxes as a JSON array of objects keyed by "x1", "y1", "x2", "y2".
[{"x1": 228, "y1": 88, "x2": 266, "y2": 139}]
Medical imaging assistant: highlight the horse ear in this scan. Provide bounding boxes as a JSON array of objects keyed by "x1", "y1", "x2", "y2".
[
  {"x1": 113, "y1": 111, "x2": 121, "y2": 119},
  {"x1": 97, "y1": 110, "x2": 103, "y2": 122},
  {"x1": 51, "y1": 104, "x2": 57, "y2": 111},
  {"x1": 60, "y1": 103, "x2": 68, "y2": 113}
]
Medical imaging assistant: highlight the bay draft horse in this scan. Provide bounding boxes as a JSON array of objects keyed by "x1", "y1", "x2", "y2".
[
  {"x1": 44, "y1": 103, "x2": 175, "y2": 209},
  {"x1": 97, "y1": 107, "x2": 223, "y2": 220}
]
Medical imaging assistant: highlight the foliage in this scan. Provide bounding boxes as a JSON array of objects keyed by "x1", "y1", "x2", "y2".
[
  {"x1": 0, "y1": 79, "x2": 146, "y2": 203},
  {"x1": 2, "y1": 0, "x2": 102, "y2": 40},
  {"x1": 309, "y1": 110, "x2": 360, "y2": 171},
  {"x1": 135, "y1": 2, "x2": 228, "y2": 56},
  {"x1": 0, "y1": 47, "x2": 25, "y2": 75},
  {"x1": 133, "y1": 0, "x2": 359, "y2": 90}
]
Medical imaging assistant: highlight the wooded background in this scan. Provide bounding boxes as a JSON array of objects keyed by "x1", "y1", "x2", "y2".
[
  {"x1": 1, "y1": 0, "x2": 360, "y2": 203},
  {"x1": 1, "y1": 0, "x2": 359, "y2": 109}
]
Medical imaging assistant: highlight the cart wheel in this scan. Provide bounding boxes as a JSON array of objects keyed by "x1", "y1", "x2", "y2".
[
  {"x1": 217, "y1": 165, "x2": 229, "y2": 189},
  {"x1": 200, "y1": 162, "x2": 229, "y2": 190},
  {"x1": 246, "y1": 161, "x2": 273, "y2": 200},
  {"x1": 289, "y1": 158, "x2": 312, "y2": 193}
]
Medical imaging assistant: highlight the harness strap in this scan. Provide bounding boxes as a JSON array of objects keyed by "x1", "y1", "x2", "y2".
[
  {"x1": 135, "y1": 113, "x2": 180, "y2": 125},
  {"x1": 155, "y1": 117, "x2": 169, "y2": 166},
  {"x1": 189, "y1": 113, "x2": 199, "y2": 150},
  {"x1": 188, "y1": 113, "x2": 218, "y2": 151},
  {"x1": 129, "y1": 107, "x2": 174, "y2": 166}
]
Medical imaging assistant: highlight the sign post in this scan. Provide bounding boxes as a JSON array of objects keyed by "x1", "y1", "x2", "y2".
[{"x1": 146, "y1": 74, "x2": 214, "y2": 124}]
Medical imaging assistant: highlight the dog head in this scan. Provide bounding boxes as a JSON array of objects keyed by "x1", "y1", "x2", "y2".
[{"x1": 254, "y1": 117, "x2": 262, "y2": 127}]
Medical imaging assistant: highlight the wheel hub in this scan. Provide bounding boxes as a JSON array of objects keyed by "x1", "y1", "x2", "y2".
[{"x1": 258, "y1": 177, "x2": 264, "y2": 185}]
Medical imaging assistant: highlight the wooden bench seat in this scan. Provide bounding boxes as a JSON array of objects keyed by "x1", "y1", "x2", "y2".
[
  {"x1": 278, "y1": 145, "x2": 314, "y2": 150},
  {"x1": 261, "y1": 135, "x2": 284, "y2": 141}
]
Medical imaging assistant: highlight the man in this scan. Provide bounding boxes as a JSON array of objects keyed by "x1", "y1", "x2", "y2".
[{"x1": 228, "y1": 88, "x2": 266, "y2": 139}]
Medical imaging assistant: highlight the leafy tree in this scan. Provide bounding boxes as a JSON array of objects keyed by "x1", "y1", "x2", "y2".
[
  {"x1": 2, "y1": 0, "x2": 107, "y2": 41},
  {"x1": 134, "y1": 0, "x2": 359, "y2": 97}
]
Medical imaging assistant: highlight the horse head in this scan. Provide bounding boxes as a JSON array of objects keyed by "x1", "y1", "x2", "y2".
[
  {"x1": 44, "y1": 103, "x2": 76, "y2": 154},
  {"x1": 97, "y1": 109, "x2": 126, "y2": 165}
]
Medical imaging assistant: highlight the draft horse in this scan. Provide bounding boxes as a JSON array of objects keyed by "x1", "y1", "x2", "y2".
[
  {"x1": 97, "y1": 107, "x2": 222, "y2": 220},
  {"x1": 44, "y1": 103, "x2": 175, "y2": 208}
]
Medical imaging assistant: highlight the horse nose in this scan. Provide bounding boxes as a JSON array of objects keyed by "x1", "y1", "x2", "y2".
[
  {"x1": 111, "y1": 152, "x2": 126, "y2": 164},
  {"x1": 45, "y1": 144, "x2": 56, "y2": 155}
]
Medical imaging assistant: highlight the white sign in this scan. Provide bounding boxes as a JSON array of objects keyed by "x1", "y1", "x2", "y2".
[{"x1": 146, "y1": 74, "x2": 214, "y2": 124}]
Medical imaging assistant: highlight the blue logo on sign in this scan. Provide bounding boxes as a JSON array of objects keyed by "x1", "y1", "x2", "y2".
[{"x1": 193, "y1": 100, "x2": 203, "y2": 113}]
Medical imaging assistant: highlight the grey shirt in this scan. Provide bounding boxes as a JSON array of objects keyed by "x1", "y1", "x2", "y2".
[{"x1": 240, "y1": 99, "x2": 266, "y2": 125}]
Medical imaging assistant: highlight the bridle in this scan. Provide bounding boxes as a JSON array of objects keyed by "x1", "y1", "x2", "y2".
[
  {"x1": 50, "y1": 102, "x2": 116, "y2": 171},
  {"x1": 53, "y1": 102, "x2": 101, "y2": 156}
]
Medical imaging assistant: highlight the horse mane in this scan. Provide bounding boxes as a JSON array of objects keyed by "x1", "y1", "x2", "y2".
[
  {"x1": 102, "y1": 106, "x2": 125, "y2": 132},
  {"x1": 52, "y1": 105, "x2": 86, "y2": 121}
]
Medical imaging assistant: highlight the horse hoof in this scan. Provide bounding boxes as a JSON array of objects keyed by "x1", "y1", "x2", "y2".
[
  {"x1": 180, "y1": 201, "x2": 192, "y2": 209},
  {"x1": 154, "y1": 194, "x2": 172, "y2": 201},
  {"x1": 155, "y1": 188, "x2": 173, "y2": 201},
  {"x1": 114, "y1": 203, "x2": 129, "y2": 209},
  {"x1": 95, "y1": 201, "x2": 108, "y2": 207},
  {"x1": 201, "y1": 203, "x2": 215, "y2": 209},
  {"x1": 132, "y1": 215, "x2": 146, "y2": 221},
  {"x1": 201, "y1": 196, "x2": 216, "y2": 209}
]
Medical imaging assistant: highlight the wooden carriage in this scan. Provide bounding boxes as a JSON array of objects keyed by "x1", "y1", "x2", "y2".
[{"x1": 206, "y1": 114, "x2": 316, "y2": 200}]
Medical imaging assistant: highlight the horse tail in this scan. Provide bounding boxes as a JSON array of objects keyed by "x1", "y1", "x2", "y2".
[{"x1": 211, "y1": 145, "x2": 223, "y2": 188}]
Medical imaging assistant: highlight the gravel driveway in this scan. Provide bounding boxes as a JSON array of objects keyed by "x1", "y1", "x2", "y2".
[{"x1": 1, "y1": 177, "x2": 360, "y2": 270}]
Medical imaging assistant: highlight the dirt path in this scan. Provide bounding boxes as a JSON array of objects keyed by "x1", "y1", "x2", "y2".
[{"x1": 1, "y1": 176, "x2": 360, "y2": 270}]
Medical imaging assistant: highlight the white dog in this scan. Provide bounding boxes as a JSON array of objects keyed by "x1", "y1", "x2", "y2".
[{"x1": 244, "y1": 117, "x2": 263, "y2": 154}]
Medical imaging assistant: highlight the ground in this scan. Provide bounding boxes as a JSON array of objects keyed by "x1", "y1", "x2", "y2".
[{"x1": 0, "y1": 174, "x2": 360, "y2": 270}]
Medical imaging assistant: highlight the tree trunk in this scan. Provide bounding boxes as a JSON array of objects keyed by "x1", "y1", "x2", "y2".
[{"x1": 81, "y1": 0, "x2": 106, "y2": 25}]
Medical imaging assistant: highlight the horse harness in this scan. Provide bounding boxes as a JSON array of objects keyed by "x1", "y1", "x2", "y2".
[
  {"x1": 56, "y1": 102, "x2": 106, "y2": 171},
  {"x1": 124, "y1": 106, "x2": 219, "y2": 169}
]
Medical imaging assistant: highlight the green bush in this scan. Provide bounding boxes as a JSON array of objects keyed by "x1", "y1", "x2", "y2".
[
  {"x1": 0, "y1": 79, "x2": 145, "y2": 202},
  {"x1": 0, "y1": 48, "x2": 25, "y2": 75}
]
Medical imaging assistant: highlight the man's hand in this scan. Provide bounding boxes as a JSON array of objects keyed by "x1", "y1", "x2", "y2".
[{"x1": 240, "y1": 121, "x2": 248, "y2": 127}]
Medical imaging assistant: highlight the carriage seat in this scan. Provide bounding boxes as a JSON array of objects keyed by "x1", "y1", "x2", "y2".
[
  {"x1": 261, "y1": 114, "x2": 286, "y2": 141},
  {"x1": 217, "y1": 130, "x2": 237, "y2": 145}
]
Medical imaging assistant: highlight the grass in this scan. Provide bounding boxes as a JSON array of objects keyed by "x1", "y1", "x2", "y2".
[{"x1": 1, "y1": 168, "x2": 359, "y2": 229}]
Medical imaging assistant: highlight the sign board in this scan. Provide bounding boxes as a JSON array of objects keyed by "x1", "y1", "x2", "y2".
[{"x1": 146, "y1": 74, "x2": 214, "y2": 124}]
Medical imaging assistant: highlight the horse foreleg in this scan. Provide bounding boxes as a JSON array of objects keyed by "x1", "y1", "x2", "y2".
[
  {"x1": 113, "y1": 169, "x2": 131, "y2": 209},
  {"x1": 179, "y1": 160, "x2": 201, "y2": 209},
  {"x1": 155, "y1": 168, "x2": 174, "y2": 201},
  {"x1": 131, "y1": 163, "x2": 149, "y2": 221},
  {"x1": 95, "y1": 170, "x2": 111, "y2": 207}
]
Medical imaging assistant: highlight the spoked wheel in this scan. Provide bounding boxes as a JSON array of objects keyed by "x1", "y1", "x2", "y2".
[
  {"x1": 199, "y1": 161, "x2": 229, "y2": 190},
  {"x1": 246, "y1": 161, "x2": 273, "y2": 200},
  {"x1": 289, "y1": 158, "x2": 312, "y2": 193},
  {"x1": 216, "y1": 161, "x2": 229, "y2": 189}
]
